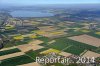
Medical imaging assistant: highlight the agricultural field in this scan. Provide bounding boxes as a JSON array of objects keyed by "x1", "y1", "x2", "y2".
[
  {"x1": 40, "y1": 37, "x2": 98, "y2": 55},
  {"x1": 5, "y1": 24, "x2": 15, "y2": 30},
  {"x1": 0, "y1": 52, "x2": 25, "y2": 60},
  {"x1": 34, "y1": 30, "x2": 67, "y2": 38},
  {"x1": 87, "y1": 32, "x2": 100, "y2": 38},
  {"x1": 0, "y1": 40, "x2": 46, "y2": 66},
  {"x1": 68, "y1": 34, "x2": 100, "y2": 47},
  {"x1": 33, "y1": 26, "x2": 68, "y2": 39},
  {"x1": 59, "y1": 52, "x2": 72, "y2": 57},
  {"x1": 0, "y1": 48, "x2": 21, "y2": 56},
  {"x1": 0, "y1": 55, "x2": 35, "y2": 66},
  {"x1": 38, "y1": 26, "x2": 58, "y2": 32},
  {"x1": 0, "y1": 7, "x2": 100, "y2": 66},
  {"x1": 40, "y1": 48, "x2": 60, "y2": 54},
  {"x1": 0, "y1": 21, "x2": 100, "y2": 66},
  {"x1": 83, "y1": 51, "x2": 100, "y2": 58},
  {"x1": 4, "y1": 37, "x2": 33, "y2": 48},
  {"x1": 13, "y1": 35, "x2": 24, "y2": 40}
]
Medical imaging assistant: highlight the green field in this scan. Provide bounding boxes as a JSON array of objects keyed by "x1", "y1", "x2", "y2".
[
  {"x1": 4, "y1": 37, "x2": 33, "y2": 48},
  {"x1": 87, "y1": 32, "x2": 100, "y2": 38},
  {"x1": 0, "y1": 55, "x2": 35, "y2": 66},
  {"x1": 48, "y1": 39, "x2": 70, "y2": 50},
  {"x1": 0, "y1": 48, "x2": 21, "y2": 56},
  {"x1": 34, "y1": 47, "x2": 49, "y2": 54},
  {"x1": 25, "y1": 50, "x2": 37, "y2": 60},
  {"x1": 64, "y1": 45, "x2": 85, "y2": 55},
  {"x1": 36, "y1": 36, "x2": 50, "y2": 43},
  {"x1": 42, "y1": 37, "x2": 97, "y2": 55}
]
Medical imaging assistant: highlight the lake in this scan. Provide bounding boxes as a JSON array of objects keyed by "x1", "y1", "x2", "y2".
[{"x1": 10, "y1": 10, "x2": 54, "y2": 17}]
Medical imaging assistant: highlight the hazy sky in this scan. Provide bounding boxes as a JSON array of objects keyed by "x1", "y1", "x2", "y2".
[{"x1": 0, "y1": 0, "x2": 100, "y2": 6}]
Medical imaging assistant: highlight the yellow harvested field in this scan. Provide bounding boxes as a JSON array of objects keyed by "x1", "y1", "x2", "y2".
[
  {"x1": 0, "y1": 52, "x2": 25, "y2": 60},
  {"x1": 29, "y1": 40, "x2": 43, "y2": 45},
  {"x1": 22, "y1": 34, "x2": 37, "y2": 38},
  {"x1": 13, "y1": 35, "x2": 24, "y2": 40},
  {"x1": 95, "y1": 32, "x2": 100, "y2": 35},
  {"x1": 19, "y1": 62, "x2": 41, "y2": 66},
  {"x1": 69, "y1": 34, "x2": 100, "y2": 47},
  {"x1": 59, "y1": 52, "x2": 72, "y2": 57},
  {"x1": 40, "y1": 48, "x2": 60, "y2": 54},
  {"x1": 29, "y1": 35, "x2": 37, "y2": 39},
  {"x1": 83, "y1": 51, "x2": 100, "y2": 58},
  {"x1": 5, "y1": 24, "x2": 14, "y2": 29},
  {"x1": 81, "y1": 30, "x2": 90, "y2": 33},
  {"x1": 36, "y1": 31, "x2": 67, "y2": 38},
  {"x1": 34, "y1": 27, "x2": 67, "y2": 38}
]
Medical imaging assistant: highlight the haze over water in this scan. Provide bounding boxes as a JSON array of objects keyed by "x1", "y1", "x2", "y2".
[{"x1": 10, "y1": 10, "x2": 54, "y2": 17}]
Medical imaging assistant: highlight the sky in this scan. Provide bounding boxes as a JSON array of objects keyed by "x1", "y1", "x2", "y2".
[{"x1": 0, "y1": 0, "x2": 100, "y2": 6}]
